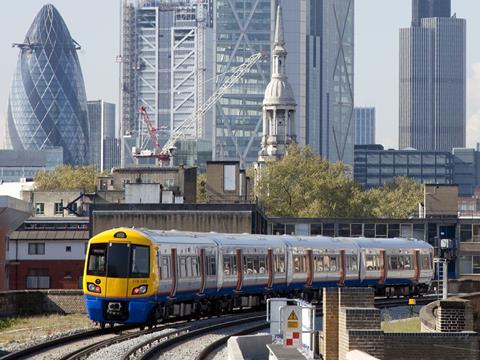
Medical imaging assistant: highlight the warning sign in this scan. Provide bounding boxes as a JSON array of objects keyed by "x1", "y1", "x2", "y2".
[{"x1": 287, "y1": 310, "x2": 299, "y2": 328}]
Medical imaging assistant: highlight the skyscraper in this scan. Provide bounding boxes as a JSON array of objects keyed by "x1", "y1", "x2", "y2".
[
  {"x1": 354, "y1": 107, "x2": 375, "y2": 145},
  {"x1": 277, "y1": 0, "x2": 355, "y2": 166},
  {"x1": 399, "y1": 0, "x2": 466, "y2": 152},
  {"x1": 213, "y1": 0, "x2": 272, "y2": 167},
  {"x1": 6, "y1": 4, "x2": 89, "y2": 166},
  {"x1": 412, "y1": 0, "x2": 451, "y2": 25},
  {"x1": 87, "y1": 100, "x2": 119, "y2": 172},
  {"x1": 120, "y1": 0, "x2": 214, "y2": 166}
]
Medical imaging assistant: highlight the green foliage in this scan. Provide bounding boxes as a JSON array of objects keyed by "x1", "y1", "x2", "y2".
[
  {"x1": 196, "y1": 173, "x2": 207, "y2": 204},
  {"x1": 0, "y1": 318, "x2": 18, "y2": 331},
  {"x1": 34, "y1": 165, "x2": 97, "y2": 192},
  {"x1": 367, "y1": 177, "x2": 423, "y2": 218},
  {"x1": 254, "y1": 144, "x2": 423, "y2": 219}
]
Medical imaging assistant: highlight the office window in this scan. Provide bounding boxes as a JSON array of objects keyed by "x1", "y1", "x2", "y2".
[
  {"x1": 364, "y1": 224, "x2": 375, "y2": 238},
  {"x1": 339, "y1": 223, "x2": 350, "y2": 237},
  {"x1": 35, "y1": 203, "x2": 44, "y2": 215},
  {"x1": 460, "y1": 224, "x2": 472, "y2": 242},
  {"x1": 66, "y1": 246, "x2": 71, "y2": 252},
  {"x1": 311, "y1": 224, "x2": 322, "y2": 236},
  {"x1": 323, "y1": 223, "x2": 335, "y2": 237},
  {"x1": 54, "y1": 202, "x2": 63, "y2": 215},
  {"x1": 28, "y1": 243, "x2": 45, "y2": 255},
  {"x1": 351, "y1": 224, "x2": 363, "y2": 237},
  {"x1": 388, "y1": 224, "x2": 400, "y2": 238},
  {"x1": 375, "y1": 224, "x2": 387, "y2": 237}
]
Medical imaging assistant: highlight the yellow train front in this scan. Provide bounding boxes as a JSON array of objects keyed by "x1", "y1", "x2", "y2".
[{"x1": 83, "y1": 228, "x2": 158, "y2": 325}]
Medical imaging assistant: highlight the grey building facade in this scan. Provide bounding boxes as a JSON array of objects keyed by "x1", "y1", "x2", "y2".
[
  {"x1": 277, "y1": 0, "x2": 355, "y2": 167},
  {"x1": 452, "y1": 148, "x2": 480, "y2": 197},
  {"x1": 0, "y1": 148, "x2": 63, "y2": 182},
  {"x1": 354, "y1": 107, "x2": 375, "y2": 145},
  {"x1": 399, "y1": 1, "x2": 466, "y2": 152},
  {"x1": 87, "y1": 100, "x2": 119, "y2": 171},
  {"x1": 120, "y1": 0, "x2": 214, "y2": 166},
  {"x1": 213, "y1": 0, "x2": 272, "y2": 167},
  {"x1": 6, "y1": 4, "x2": 89, "y2": 166},
  {"x1": 354, "y1": 144, "x2": 453, "y2": 189}
]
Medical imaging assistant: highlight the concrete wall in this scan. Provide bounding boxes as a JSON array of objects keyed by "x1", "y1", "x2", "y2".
[
  {"x1": 0, "y1": 290, "x2": 85, "y2": 318},
  {"x1": 424, "y1": 184, "x2": 458, "y2": 216}
]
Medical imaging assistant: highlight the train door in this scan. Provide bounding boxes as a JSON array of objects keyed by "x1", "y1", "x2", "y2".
[
  {"x1": 267, "y1": 249, "x2": 273, "y2": 289},
  {"x1": 198, "y1": 248, "x2": 206, "y2": 295},
  {"x1": 379, "y1": 250, "x2": 387, "y2": 285},
  {"x1": 169, "y1": 248, "x2": 178, "y2": 298},
  {"x1": 306, "y1": 250, "x2": 313, "y2": 287},
  {"x1": 413, "y1": 250, "x2": 420, "y2": 283},
  {"x1": 338, "y1": 250, "x2": 346, "y2": 286},
  {"x1": 235, "y1": 249, "x2": 243, "y2": 292},
  {"x1": 105, "y1": 242, "x2": 130, "y2": 298},
  {"x1": 85, "y1": 243, "x2": 108, "y2": 297}
]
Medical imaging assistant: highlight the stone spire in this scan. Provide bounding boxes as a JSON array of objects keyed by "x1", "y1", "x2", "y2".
[{"x1": 257, "y1": 5, "x2": 296, "y2": 166}]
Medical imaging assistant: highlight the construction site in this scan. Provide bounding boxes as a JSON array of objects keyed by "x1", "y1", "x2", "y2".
[{"x1": 119, "y1": 0, "x2": 269, "y2": 170}]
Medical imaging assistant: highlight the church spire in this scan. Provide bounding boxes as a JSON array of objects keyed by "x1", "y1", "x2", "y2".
[{"x1": 257, "y1": 4, "x2": 296, "y2": 166}]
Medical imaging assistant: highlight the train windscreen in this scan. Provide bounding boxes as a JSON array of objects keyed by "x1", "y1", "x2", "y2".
[
  {"x1": 86, "y1": 242, "x2": 150, "y2": 278},
  {"x1": 87, "y1": 244, "x2": 107, "y2": 276}
]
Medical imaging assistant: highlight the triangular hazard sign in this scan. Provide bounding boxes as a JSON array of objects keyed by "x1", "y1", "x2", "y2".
[{"x1": 288, "y1": 310, "x2": 298, "y2": 321}]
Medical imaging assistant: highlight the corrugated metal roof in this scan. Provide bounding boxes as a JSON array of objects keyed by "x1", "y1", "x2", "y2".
[{"x1": 8, "y1": 230, "x2": 89, "y2": 241}]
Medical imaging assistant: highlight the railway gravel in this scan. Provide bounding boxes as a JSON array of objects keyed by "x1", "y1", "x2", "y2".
[
  {"x1": 85, "y1": 327, "x2": 176, "y2": 360},
  {"x1": 159, "y1": 320, "x2": 267, "y2": 360}
]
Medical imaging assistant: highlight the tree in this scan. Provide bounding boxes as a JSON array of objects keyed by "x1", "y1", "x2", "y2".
[
  {"x1": 196, "y1": 173, "x2": 207, "y2": 203},
  {"x1": 255, "y1": 145, "x2": 370, "y2": 218},
  {"x1": 34, "y1": 165, "x2": 97, "y2": 192},
  {"x1": 368, "y1": 177, "x2": 423, "y2": 218}
]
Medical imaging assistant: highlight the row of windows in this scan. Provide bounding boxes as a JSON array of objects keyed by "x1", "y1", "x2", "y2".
[
  {"x1": 27, "y1": 243, "x2": 72, "y2": 255},
  {"x1": 270, "y1": 222, "x2": 425, "y2": 240},
  {"x1": 35, "y1": 202, "x2": 78, "y2": 215},
  {"x1": 159, "y1": 253, "x2": 432, "y2": 278}
]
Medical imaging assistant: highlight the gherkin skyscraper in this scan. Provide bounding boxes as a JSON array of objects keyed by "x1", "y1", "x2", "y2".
[{"x1": 6, "y1": 4, "x2": 89, "y2": 165}]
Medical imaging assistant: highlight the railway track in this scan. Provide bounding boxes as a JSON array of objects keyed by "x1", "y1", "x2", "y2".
[
  {"x1": 0, "y1": 295, "x2": 437, "y2": 360},
  {"x1": 123, "y1": 313, "x2": 267, "y2": 360},
  {"x1": 194, "y1": 295, "x2": 439, "y2": 360}
]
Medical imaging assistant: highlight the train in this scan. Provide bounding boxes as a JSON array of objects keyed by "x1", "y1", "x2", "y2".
[{"x1": 83, "y1": 228, "x2": 434, "y2": 326}]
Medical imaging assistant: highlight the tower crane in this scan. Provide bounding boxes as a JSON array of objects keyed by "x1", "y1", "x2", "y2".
[{"x1": 132, "y1": 51, "x2": 267, "y2": 165}]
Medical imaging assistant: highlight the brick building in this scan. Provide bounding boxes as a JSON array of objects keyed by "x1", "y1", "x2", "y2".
[{"x1": 7, "y1": 217, "x2": 89, "y2": 290}]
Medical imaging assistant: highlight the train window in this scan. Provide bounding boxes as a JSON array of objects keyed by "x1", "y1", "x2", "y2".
[
  {"x1": 160, "y1": 256, "x2": 171, "y2": 279},
  {"x1": 346, "y1": 255, "x2": 358, "y2": 272},
  {"x1": 130, "y1": 245, "x2": 150, "y2": 278},
  {"x1": 404, "y1": 255, "x2": 412, "y2": 270},
  {"x1": 274, "y1": 255, "x2": 285, "y2": 273},
  {"x1": 365, "y1": 255, "x2": 380, "y2": 271},
  {"x1": 192, "y1": 257, "x2": 199, "y2": 277},
  {"x1": 314, "y1": 256, "x2": 324, "y2": 272},
  {"x1": 293, "y1": 255, "x2": 307, "y2": 273},
  {"x1": 186, "y1": 257, "x2": 193, "y2": 277},
  {"x1": 389, "y1": 256, "x2": 399, "y2": 270},
  {"x1": 259, "y1": 256, "x2": 266, "y2": 274},
  {"x1": 106, "y1": 243, "x2": 130, "y2": 278},
  {"x1": 244, "y1": 256, "x2": 255, "y2": 274},
  {"x1": 422, "y1": 254, "x2": 432, "y2": 270},
  {"x1": 180, "y1": 257, "x2": 187, "y2": 278},
  {"x1": 206, "y1": 256, "x2": 216, "y2": 276},
  {"x1": 223, "y1": 255, "x2": 237, "y2": 276},
  {"x1": 330, "y1": 256, "x2": 338, "y2": 272},
  {"x1": 87, "y1": 244, "x2": 107, "y2": 276},
  {"x1": 323, "y1": 255, "x2": 330, "y2": 271}
]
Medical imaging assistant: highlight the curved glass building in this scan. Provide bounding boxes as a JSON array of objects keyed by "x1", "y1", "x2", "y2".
[{"x1": 6, "y1": 4, "x2": 89, "y2": 165}]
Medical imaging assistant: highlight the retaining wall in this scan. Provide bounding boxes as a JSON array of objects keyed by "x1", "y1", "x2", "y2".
[{"x1": 0, "y1": 290, "x2": 85, "y2": 318}]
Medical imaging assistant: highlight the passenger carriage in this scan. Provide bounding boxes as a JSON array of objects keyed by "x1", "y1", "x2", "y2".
[{"x1": 83, "y1": 228, "x2": 433, "y2": 326}]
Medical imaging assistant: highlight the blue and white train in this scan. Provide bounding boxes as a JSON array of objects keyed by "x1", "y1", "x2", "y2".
[{"x1": 83, "y1": 228, "x2": 434, "y2": 326}]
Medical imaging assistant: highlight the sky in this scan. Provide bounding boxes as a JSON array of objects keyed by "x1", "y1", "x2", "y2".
[{"x1": 0, "y1": 0, "x2": 478, "y2": 150}]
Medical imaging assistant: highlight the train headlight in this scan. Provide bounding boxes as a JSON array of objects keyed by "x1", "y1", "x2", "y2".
[
  {"x1": 87, "y1": 282, "x2": 101, "y2": 293},
  {"x1": 132, "y1": 285, "x2": 148, "y2": 295}
]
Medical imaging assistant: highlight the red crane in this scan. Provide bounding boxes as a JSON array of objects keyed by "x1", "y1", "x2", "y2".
[{"x1": 133, "y1": 106, "x2": 170, "y2": 162}]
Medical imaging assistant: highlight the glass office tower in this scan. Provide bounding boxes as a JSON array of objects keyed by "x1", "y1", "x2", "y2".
[{"x1": 6, "y1": 4, "x2": 89, "y2": 166}]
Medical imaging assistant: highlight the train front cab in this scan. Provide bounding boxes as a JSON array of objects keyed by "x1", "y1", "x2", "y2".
[{"x1": 83, "y1": 229, "x2": 158, "y2": 325}]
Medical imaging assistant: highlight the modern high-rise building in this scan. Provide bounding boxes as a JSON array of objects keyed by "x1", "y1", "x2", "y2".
[
  {"x1": 354, "y1": 107, "x2": 375, "y2": 145},
  {"x1": 276, "y1": 0, "x2": 355, "y2": 167},
  {"x1": 412, "y1": 0, "x2": 451, "y2": 25},
  {"x1": 6, "y1": 4, "x2": 89, "y2": 166},
  {"x1": 399, "y1": 0, "x2": 466, "y2": 152},
  {"x1": 120, "y1": 0, "x2": 214, "y2": 166},
  {"x1": 87, "y1": 100, "x2": 119, "y2": 172},
  {"x1": 213, "y1": 0, "x2": 272, "y2": 167}
]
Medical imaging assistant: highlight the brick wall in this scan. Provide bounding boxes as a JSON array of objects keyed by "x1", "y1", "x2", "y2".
[
  {"x1": 436, "y1": 299, "x2": 473, "y2": 332},
  {"x1": 9, "y1": 260, "x2": 84, "y2": 290},
  {"x1": 339, "y1": 288, "x2": 375, "y2": 308},
  {"x1": 323, "y1": 287, "x2": 339, "y2": 360},
  {"x1": 339, "y1": 308, "x2": 383, "y2": 360},
  {"x1": 0, "y1": 290, "x2": 85, "y2": 318},
  {"x1": 384, "y1": 332, "x2": 479, "y2": 360}
]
